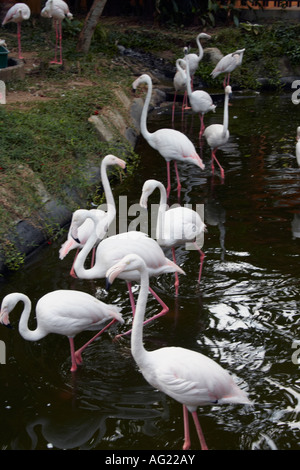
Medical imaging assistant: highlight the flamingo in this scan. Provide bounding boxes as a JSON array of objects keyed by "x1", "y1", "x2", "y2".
[
  {"x1": 70, "y1": 210, "x2": 185, "y2": 335},
  {"x1": 106, "y1": 254, "x2": 252, "y2": 450},
  {"x1": 296, "y1": 127, "x2": 300, "y2": 167},
  {"x1": 41, "y1": 0, "x2": 73, "y2": 65},
  {"x1": 184, "y1": 32, "x2": 211, "y2": 88},
  {"x1": 0, "y1": 290, "x2": 124, "y2": 372},
  {"x1": 203, "y1": 85, "x2": 232, "y2": 179},
  {"x1": 59, "y1": 154, "x2": 126, "y2": 276},
  {"x1": 172, "y1": 58, "x2": 187, "y2": 124},
  {"x1": 211, "y1": 48, "x2": 245, "y2": 88},
  {"x1": 132, "y1": 74, "x2": 205, "y2": 199},
  {"x1": 140, "y1": 179, "x2": 206, "y2": 296},
  {"x1": 1, "y1": 3, "x2": 31, "y2": 59},
  {"x1": 184, "y1": 47, "x2": 216, "y2": 140}
]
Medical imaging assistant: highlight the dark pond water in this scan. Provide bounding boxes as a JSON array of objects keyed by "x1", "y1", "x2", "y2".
[{"x1": 0, "y1": 88, "x2": 300, "y2": 451}]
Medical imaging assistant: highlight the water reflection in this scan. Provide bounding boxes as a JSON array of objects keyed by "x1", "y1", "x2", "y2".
[{"x1": 0, "y1": 91, "x2": 300, "y2": 450}]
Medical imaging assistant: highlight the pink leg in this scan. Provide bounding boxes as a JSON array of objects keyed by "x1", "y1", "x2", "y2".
[
  {"x1": 182, "y1": 91, "x2": 188, "y2": 120},
  {"x1": 211, "y1": 149, "x2": 225, "y2": 179},
  {"x1": 166, "y1": 161, "x2": 171, "y2": 198},
  {"x1": 114, "y1": 286, "x2": 169, "y2": 339},
  {"x1": 68, "y1": 337, "x2": 78, "y2": 372},
  {"x1": 193, "y1": 242, "x2": 205, "y2": 284},
  {"x1": 172, "y1": 92, "x2": 177, "y2": 125},
  {"x1": 51, "y1": 21, "x2": 58, "y2": 63},
  {"x1": 17, "y1": 23, "x2": 23, "y2": 59},
  {"x1": 182, "y1": 405, "x2": 191, "y2": 450},
  {"x1": 199, "y1": 114, "x2": 205, "y2": 140},
  {"x1": 74, "y1": 319, "x2": 117, "y2": 366},
  {"x1": 191, "y1": 410, "x2": 208, "y2": 450},
  {"x1": 59, "y1": 22, "x2": 63, "y2": 64},
  {"x1": 173, "y1": 161, "x2": 181, "y2": 199},
  {"x1": 127, "y1": 281, "x2": 136, "y2": 317},
  {"x1": 172, "y1": 247, "x2": 179, "y2": 296}
]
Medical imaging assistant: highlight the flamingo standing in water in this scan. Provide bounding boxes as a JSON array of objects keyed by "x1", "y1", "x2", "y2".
[
  {"x1": 184, "y1": 32, "x2": 211, "y2": 89},
  {"x1": 0, "y1": 290, "x2": 124, "y2": 372},
  {"x1": 140, "y1": 179, "x2": 205, "y2": 296},
  {"x1": 41, "y1": 0, "x2": 73, "y2": 64},
  {"x1": 2, "y1": 3, "x2": 31, "y2": 59},
  {"x1": 132, "y1": 74, "x2": 205, "y2": 199},
  {"x1": 172, "y1": 58, "x2": 187, "y2": 124},
  {"x1": 59, "y1": 154, "x2": 126, "y2": 276},
  {"x1": 106, "y1": 254, "x2": 252, "y2": 450},
  {"x1": 211, "y1": 48, "x2": 245, "y2": 88},
  {"x1": 70, "y1": 210, "x2": 185, "y2": 335},
  {"x1": 203, "y1": 85, "x2": 232, "y2": 179},
  {"x1": 184, "y1": 47, "x2": 216, "y2": 140}
]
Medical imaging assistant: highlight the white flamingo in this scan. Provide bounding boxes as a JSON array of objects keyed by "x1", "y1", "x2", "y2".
[
  {"x1": 59, "y1": 154, "x2": 126, "y2": 276},
  {"x1": 70, "y1": 210, "x2": 185, "y2": 335},
  {"x1": 184, "y1": 32, "x2": 211, "y2": 87},
  {"x1": 140, "y1": 179, "x2": 205, "y2": 295},
  {"x1": 203, "y1": 85, "x2": 232, "y2": 179},
  {"x1": 172, "y1": 58, "x2": 187, "y2": 123},
  {"x1": 211, "y1": 48, "x2": 245, "y2": 88},
  {"x1": 184, "y1": 47, "x2": 216, "y2": 139},
  {"x1": 41, "y1": 0, "x2": 73, "y2": 64},
  {"x1": 132, "y1": 73, "x2": 205, "y2": 198},
  {"x1": 2, "y1": 3, "x2": 31, "y2": 59},
  {"x1": 106, "y1": 254, "x2": 251, "y2": 450},
  {"x1": 0, "y1": 290, "x2": 124, "y2": 372}
]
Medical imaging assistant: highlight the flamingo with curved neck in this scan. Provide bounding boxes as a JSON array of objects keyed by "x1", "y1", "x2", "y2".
[
  {"x1": 184, "y1": 33, "x2": 211, "y2": 87},
  {"x1": 140, "y1": 179, "x2": 205, "y2": 295},
  {"x1": 172, "y1": 58, "x2": 187, "y2": 123},
  {"x1": 184, "y1": 47, "x2": 216, "y2": 139},
  {"x1": 106, "y1": 254, "x2": 251, "y2": 450},
  {"x1": 0, "y1": 290, "x2": 124, "y2": 372},
  {"x1": 132, "y1": 73, "x2": 205, "y2": 198},
  {"x1": 59, "y1": 154, "x2": 126, "y2": 276},
  {"x1": 203, "y1": 85, "x2": 232, "y2": 179},
  {"x1": 70, "y1": 209, "x2": 185, "y2": 335}
]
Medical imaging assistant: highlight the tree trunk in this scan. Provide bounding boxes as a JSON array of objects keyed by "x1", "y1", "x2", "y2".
[{"x1": 76, "y1": 0, "x2": 107, "y2": 54}]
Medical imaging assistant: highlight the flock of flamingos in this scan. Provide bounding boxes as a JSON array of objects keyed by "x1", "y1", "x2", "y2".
[{"x1": 1, "y1": 2, "x2": 255, "y2": 450}]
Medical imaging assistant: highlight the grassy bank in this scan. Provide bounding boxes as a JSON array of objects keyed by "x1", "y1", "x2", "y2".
[{"x1": 1, "y1": 15, "x2": 300, "y2": 272}]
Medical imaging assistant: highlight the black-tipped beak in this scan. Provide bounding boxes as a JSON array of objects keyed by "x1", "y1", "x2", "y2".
[
  {"x1": 105, "y1": 277, "x2": 112, "y2": 292},
  {"x1": 132, "y1": 88, "x2": 136, "y2": 94},
  {"x1": 1, "y1": 322, "x2": 13, "y2": 329},
  {"x1": 71, "y1": 235, "x2": 81, "y2": 244}
]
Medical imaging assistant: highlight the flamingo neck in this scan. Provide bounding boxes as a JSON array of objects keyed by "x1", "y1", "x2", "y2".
[
  {"x1": 14, "y1": 294, "x2": 45, "y2": 341},
  {"x1": 131, "y1": 263, "x2": 149, "y2": 364},
  {"x1": 155, "y1": 182, "x2": 168, "y2": 242},
  {"x1": 100, "y1": 160, "x2": 116, "y2": 229},
  {"x1": 73, "y1": 212, "x2": 104, "y2": 279},
  {"x1": 139, "y1": 77, "x2": 153, "y2": 142},
  {"x1": 196, "y1": 34, "x2": 204, "y2": 61},
  {"x1": 185, "y1": 55, "x2": 193, "y2": 98},
  {"x1": 222, "y1": 91, "x2": 229, "y2": 136}
]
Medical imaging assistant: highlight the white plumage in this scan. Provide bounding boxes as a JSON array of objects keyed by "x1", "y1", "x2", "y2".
[
  {"x1": 132, "y1": 73, "x2": 205, "y2": 198},
  {"x1": 2, "y1": 3, "x2": 31, "y2": 59},
  {"x1": 0, "y1": 290, "x2": 124, "y2": 372},
  {"x1": 106, "y1": 254, "x2": 251, "y2": 450},
  {"x1": 211, "y1": 48, "x2": 245, "y2": 87}
]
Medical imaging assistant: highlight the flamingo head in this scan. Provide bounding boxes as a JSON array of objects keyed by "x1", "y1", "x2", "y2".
[{"x1": 106, "y1": 254, "x2": 146, "y2": 290}]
